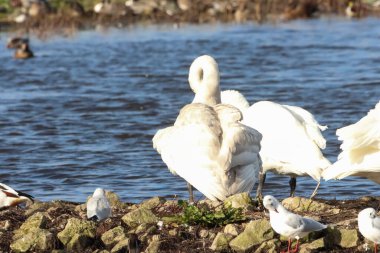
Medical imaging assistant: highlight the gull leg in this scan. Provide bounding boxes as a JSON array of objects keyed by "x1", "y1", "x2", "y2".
[
  {"x1": 187, "y1": 182, "x2": 194, "y2": 203},
  {"x1": 289, "y1": 177, "x2": 296, "y2": 197},
  {"x1": 291, "y1": 239, "x2": 300, "y2": 253},
  {"x1": 310, "y1": 181, "x2": 321, "y2": 199},
  {"x1": 256, "y1": 172, "x2": 266, "y2": 200},
  {"x1": 375, "y1": 242, "x2": 378, "y2": 253},
  {"x1": 280, "y1": 238, "x2": 292, "y2": 253}
]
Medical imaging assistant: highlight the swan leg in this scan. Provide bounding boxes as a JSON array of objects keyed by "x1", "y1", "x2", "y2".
[
  {"x1": 289, "y1": 177, "x2": 296, "y2": 197},
  {"x1": 309, "y1": 181, "x2": 321, "y2": 199},
  {"x1": 256, "y1": 172, "x2": 266, "y2": 200},
  {"x1": 187, "y1": 182, "x2": 194, "y2": 203}
]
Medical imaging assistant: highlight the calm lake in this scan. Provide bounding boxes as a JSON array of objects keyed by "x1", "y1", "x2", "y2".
[{"x1": 1, "y1": 17, "x2": 379, "y2": 203}]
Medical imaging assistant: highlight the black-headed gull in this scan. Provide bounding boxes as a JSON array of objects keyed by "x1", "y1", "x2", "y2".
[
  {"x1": 358, "y1": 208, "x2": 380, "y2": 253},
  {"x1": 263, "y1": 195, "x2": 327, "y2": 253},
  {"x1": 86, "y1": 188, "x2": 112, "y2": 221},
  {"x1": 0, "y1": 183, "x2": 34, "y2": 208},
  {"x1": 221, "y1": 89, "x2": 330, "y2": 199},
  {"x1": 153, "y1": 55, "x2": 262, "y2": 202}
]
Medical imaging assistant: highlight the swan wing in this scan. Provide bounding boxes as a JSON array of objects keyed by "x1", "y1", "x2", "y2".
[
  {"x1": 337, "y1": 101, "x2": 380, "y2": 163},
  {"x1": 242, "y1": 101, "x2": 330, "y2": 180},
  {"x1": 283, "y1": 104, "x2": 328, "y2": 149},
  {"x1": 323, "y1": 101, "x2": 380, "y2": 181},
  {"x1": 153, "y1": 103, "x2": 228, "y2": 201},
  {"x1": 214, "y1": 104, "x2": 262, "y2": 194}
]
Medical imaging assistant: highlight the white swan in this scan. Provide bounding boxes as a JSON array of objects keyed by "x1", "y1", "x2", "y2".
[
  {"x1": 153, "y1": 55, "x2": 262, "y2": 201},
  {"x1": 322, "y1": 101, "x2": 380, "y2": 183},
  {"x1": 221, "y1": 90, "x2": 331, "y2": 198}
]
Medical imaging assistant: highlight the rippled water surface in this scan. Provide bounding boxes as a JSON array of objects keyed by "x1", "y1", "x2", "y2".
[{"x1": 1, "y1": 18, "x2": 380, "y2": 202}]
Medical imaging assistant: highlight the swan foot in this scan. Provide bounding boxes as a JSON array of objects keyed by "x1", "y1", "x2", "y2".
[{"x1": 256, "y1": 172, "x2": 266, "y2": 200}]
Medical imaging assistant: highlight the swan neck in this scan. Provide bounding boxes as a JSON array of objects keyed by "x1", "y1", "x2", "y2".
[{"x1": 189, "y1": 56, "x2": 221, "y2": 106}]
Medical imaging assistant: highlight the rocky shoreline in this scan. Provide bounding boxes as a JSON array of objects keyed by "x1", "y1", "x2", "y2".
[
  {"x1": 0, "y1": 192, "x2": 378, "y2": 253},
  {"x1": 1, "y1": 0, "x2": 380, "y2": 36}
]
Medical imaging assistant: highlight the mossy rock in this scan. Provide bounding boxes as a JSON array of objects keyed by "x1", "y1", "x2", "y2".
[
  {"x1": 111, "y1": 238, "x2": 129, "y2": 253},
  {"x1": 145, "y1": 240, "x2": 160, "y2": 253},
  {"x1": 299, "y1": 237, "x2": 325, "y2": 253},
  {"x1": 57, "y1": 218, "x2": 97, "y2": 251},
  {"x1": 210, "y1": 232, "x2": 234, "y2": 251},
  {"x1": 224, "y1": 192, "x2": 254, "y2": 209},
  {"x1": 282, "y1": 197, "x2": 333, "y2": 212},
  {"x1": 122, "y1": 208, "x2": 158, "y2": 228},
  {"x1": 229, "y1": 219, "x2": 274, "y2": 252},
  {"x1": 325, "y1": 227, "x2": 359, "y2": 248},
  {"x1": 101, "y1": 226, "x2": 127, "y2": 247},
  {"x1": 10, "y1": 228, "x2": 54, "y2": 253},
  {"x1": 139, "y1": 196, "x2": 166, "y2": 210},
  {"x1": 254, "y1": 239, "x2": 280, "y2": 253}
]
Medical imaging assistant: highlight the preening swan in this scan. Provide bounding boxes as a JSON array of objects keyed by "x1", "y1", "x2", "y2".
[
  {"x1": 322, "y1": 101, "x2": 380, "y2": 183},
  {"x1": 221, "y1": 90, "x2": 331, "y2": 198},
  {"x1": 153, "y1": 55, "x2": 262, "y2": 201}
]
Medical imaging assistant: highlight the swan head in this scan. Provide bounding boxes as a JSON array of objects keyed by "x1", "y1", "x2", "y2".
[
  {"x1": 263, "y1": 195, "x2": 280, "y2": 213},
  {"x1": 188, "y1": 55, "x2": 221, "y2": 106},
  {"x1": 93, "y1": 188, "x2": 106, "y2": 198},
  {"x1": 359, "y1": 207, "x2": 377, "y2": 220}
]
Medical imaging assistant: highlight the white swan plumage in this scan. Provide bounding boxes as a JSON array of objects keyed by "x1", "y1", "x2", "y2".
[
  {"x1": 322, "y1": 101, "x2": 380, "y2": 182},
  {"x1": 153, "y1": 55, "x2": 262, "y2": 201},
  {"x1": 221, "y1": 89, "x2": 331, "y2": 197}
]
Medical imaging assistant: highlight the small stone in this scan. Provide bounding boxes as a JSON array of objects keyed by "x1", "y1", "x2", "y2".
[
  {"x1": 122, "y1": 208, "x2": 158, "y2": 228},
  {"x1": 0, "y1": 220, "x2": 11, "y2": 230},
  {"x1": 198, "y1": 229, "x2": 209, "y2": 238},
  {"x1": 139, "y1": 196, "x2": 166, "y2": 210},
  {"x1": 168, "y1": 228, "x2": 178, "y2": 236},
  {"x1": 135, "y1": 223, "x2": 150, "y2": 234},
  {"x1": 254, "y1": 239, "x2": 280, "y2": 253},
  {"x1": 224, "y1": 192, "x2": 254, "y2": 209},
  {"x1": 101, "y1": 226, "x2": 126, "y2": 247},
  {"x1": 210, "y1": 232, "x2": 234, "y2": 251},
  {"x1": 66, "y1": 234, "x2": 93, "y2": 252},
  {"x1": 145, "y1": 240, "x2": 160, "y2": 253},
  {"x1": 299, "y1": 237, "x2": 325, "y2": 253},
  {"x1": 111, "y1": 238, "x2": 129, "y2": 253},
  {"x1": 229, "y1": 219, "x2": 274, "y2": 252},
  {"x1": 224, "y1": 224, "x2": 239, "y2": 236}
]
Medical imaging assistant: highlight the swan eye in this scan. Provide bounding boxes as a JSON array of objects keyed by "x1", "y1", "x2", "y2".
[{"x1": 198, "y1": 69, "x2": 203, "y2": 82}]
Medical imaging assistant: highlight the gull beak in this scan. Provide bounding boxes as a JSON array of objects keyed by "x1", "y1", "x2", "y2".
[{"x1": 274, "y1": 209, "x2": 279, "y2": 213}]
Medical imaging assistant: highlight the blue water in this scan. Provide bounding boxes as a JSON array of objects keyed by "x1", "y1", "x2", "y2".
[{"x1": 0, "y1": 17, "x2": 379, "y2": 203}]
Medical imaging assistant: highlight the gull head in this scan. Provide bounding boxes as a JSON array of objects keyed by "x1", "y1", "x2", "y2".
[
  {"x1": 359, "y1": 207, "x2": 377, "y2": 220},
  {"x1": 263, "y1": 195, "x2": 280, "y2": 213},
  {"x1": 93, "y1": 188, "x2": 106, "y2": 198}
]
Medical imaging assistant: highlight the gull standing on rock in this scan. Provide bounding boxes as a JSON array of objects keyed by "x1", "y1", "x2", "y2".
[
  {"x1": 87, "y1": 188, "x2": 112, "y2": 221},
  {"x1": 0, "y1": 183, "x2": 34, "y2": 208},
  {"x1": 221, "y1": 89, "x2": 330, "y2": 199},
  {"x1": 323, "y1": 100, "x2": 380, "y2": 183},
  {"x1": 358, "y1": 208, "x2": 380, "y2": 253},
  {"x1": 153, "y1": 55, "x2": 262, "y2": 202},
  {"x1": 263, "y1": 195, "x2": 327, "y2": 253}
]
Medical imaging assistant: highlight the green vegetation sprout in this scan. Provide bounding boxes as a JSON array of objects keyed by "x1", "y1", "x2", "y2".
[{"x1": 178, "y1": 200, "x2": 247, "y2": 227}]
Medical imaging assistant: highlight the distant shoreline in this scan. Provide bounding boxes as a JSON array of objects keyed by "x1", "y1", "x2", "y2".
[{"x1": 1, "y1": 0, "x2": 380, "y2": 36}]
